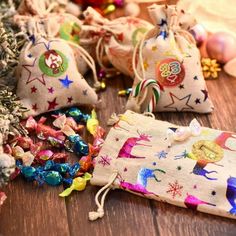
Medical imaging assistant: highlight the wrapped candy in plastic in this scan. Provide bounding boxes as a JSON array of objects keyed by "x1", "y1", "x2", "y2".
[
  {"x1": 12, "y1": 146, "x2": 34, "y2": 166},
  {"x1": 19, "y1": 160, "x2": 81, "y2": 186},
  {"x1": 82, "y1": 7, "x2": 154, "y2": 77},
  {"x1": 68, "y1": 134, "x2": 89, "y2": 156},
  {"x1": 59, "y1": 173, "x2": 91, "y2": 197},
  {"x1": 25, "y1": 117, "x2": 65, "y2": 141}
]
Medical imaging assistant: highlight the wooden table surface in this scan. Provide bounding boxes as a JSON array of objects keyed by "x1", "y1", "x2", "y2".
[{"x1": 1, "y1": 2, "x2": 236, "y2": 236}]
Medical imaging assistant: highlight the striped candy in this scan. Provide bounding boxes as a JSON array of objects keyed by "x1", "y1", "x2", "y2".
[{"x1": 133, "y1": 79, "x2": 161, "y2": 112}]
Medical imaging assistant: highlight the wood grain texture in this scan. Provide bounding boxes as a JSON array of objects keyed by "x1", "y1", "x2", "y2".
[{"x1": 1, "y1": 1, "x2": 236, "y2": 236}]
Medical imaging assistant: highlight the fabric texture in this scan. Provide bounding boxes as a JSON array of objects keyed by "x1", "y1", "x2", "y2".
[
  {"x1": 83, "y1": 7, "x2": 154, "y2": 77},
  {"x1": 16, "y1": 37, "x2": 98, "y2": 117},
  {"x1": 14, "y1": 12, "x2": 89, "y2": 75},
  {"x1": 91, "y1": 110, "x2": 236, "y2": 220},
  {"x1": 126, "y1": 4, "x2": 213, "y2": 113}
]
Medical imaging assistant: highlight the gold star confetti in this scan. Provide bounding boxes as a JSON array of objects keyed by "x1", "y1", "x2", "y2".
[{"x1": 201, "y1": 58, "x2": 221, "y2": 79}]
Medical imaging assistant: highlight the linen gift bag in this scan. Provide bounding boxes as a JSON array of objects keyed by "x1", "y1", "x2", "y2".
[
  {"x1": 127, "y1": 4, "x2": 213, "y2": 113},
  {"x1": 89, "y1": 110, "x2": 236, "y2": 221},
  {"x1": 82, "y1": 7, "x2": 154, "y2": 77},
  {"x1": 16, "y1": 18, "x2": 100, "y2": 118},
  {"x1": 14, "y1": 12, "x2": 90, "y2": 75}
]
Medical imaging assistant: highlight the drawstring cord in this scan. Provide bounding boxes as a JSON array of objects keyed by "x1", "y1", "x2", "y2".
[
  {"x1": 89, "y1": 171, "x2": 118, "y2": 221},
  {"x1": 95, "y1": 36, "x2": 117, "y2": 74},
  {"x1": 66, "y1": 40, "x2": 101, "y2": 90}
]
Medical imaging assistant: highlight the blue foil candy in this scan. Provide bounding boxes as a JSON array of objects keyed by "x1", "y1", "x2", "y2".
[
  {"x1": 66, "y1": 107, "x2": 91, "y2": 123},
  {"x1": 21, "y1": 166, "x2": 37, "y2": 180},
  {"x1": 69, "y1": 163, "x2": 80, "y2": 177},
  {"x1": 43, "y1": 171, "x2": 63, "y2": 186},
  {"x1": 68, "y1": 135, "x2": 89, "y2": 156}
]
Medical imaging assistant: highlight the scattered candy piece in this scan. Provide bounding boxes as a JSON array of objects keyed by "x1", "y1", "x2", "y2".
[
  {"x1": 44, "y1": 171, "x2": 63, "y2": 186},
  {"x1": 167, "y1": 119, "x2": 201, "y2": 146},
  {"x1": 59, "y1": 173, "x2": 91, "y2": 197},
  {"x1": 26, "y1": 116, "x2": 65, "y2": 141},
  {"x1": 68, "y1": 134, "x2": 89, "y2": 156},
  {"x1": 118, "y1": 88, "x2": 132, "y2": 96},
  {"x1": 66, "y1": 107, "x2": 90, "y2": 123},
  {"x1": 86, "y1": 110, "x2": 99, "y2": 136}
]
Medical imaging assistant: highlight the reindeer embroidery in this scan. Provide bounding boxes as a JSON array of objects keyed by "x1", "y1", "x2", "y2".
[
  {"x1": 118, "y1": 167, "x2": 165, "y2": 195},
  {"x1": 117, "y1": 131, "x2": 151, "y2": 159}
]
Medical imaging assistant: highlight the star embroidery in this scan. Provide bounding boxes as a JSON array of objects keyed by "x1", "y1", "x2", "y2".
[
  {"x1": 158, "y1": 19, "x2": 167, "y2": 26},
  {"x1": 201, "y1": 89, "x2": 208, "y2": 101},
  {"x1": 23, "y1": 58, "x2": 46, "y2": 85},
  {"x1": 31, "y1": 86, "x2": 37, "y2": 93},
  {"x1": 48, "y1": 87, "x2": 54, "y2": 94},
  {"x1": 59, "y1": 75, "x2": 73, "y2": 88},
  {"x1": 117, "y1": 33, "x2": 124, "y2": 42},
  {"x1": 33, "y1": 39, "x2": 58, "y2": 50},
  {"x1": 178, "y1": 84, "x2": 184, "y2": 89},
  {"x1": 193, "y1": 76, "x2": 198, "y2": 80},
  {"x1": 32, "y1": 103, "x2": 38, "y2": 111},
  {"x1": 67, "y1": 96, "x2": 73, "y2": 104},
  {"x1": 195, "y1": 98, "x2": 201, "y2": 104},
  {"x1": 164, "y1": 93, "x2": 194, "y2": 111},
  {"x1": 155, "y1": 150, "x2": 168, "y2": 159},
  {"x1": 143, "y1": 60, "x2": 149, "y2": 71},
  {"x1": 152, "y1": 46, "x2": 157, "y2": 51},
  {"x1": 47, "y1": 98, "x2": 58, "y2": 110},
  {"x1": 82, "y1": 89, "x2": 88, "y2": 96}
]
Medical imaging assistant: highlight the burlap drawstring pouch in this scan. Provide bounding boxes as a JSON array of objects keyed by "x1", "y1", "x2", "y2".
[
  {"x1": 16, "y1": 18, "x2": 100, "y2": 117},
  {"x1": 126, "y1": 4, "x2": 213, "y2": 113},
  {"x1": 82, "y1": 7, "x2": 154, "y2": 77},
  {"x1": 14, "y1": 11, "x2": 92, "y2": 75},
  {"x1": 89, "y1": 110, "x2": 236, "y2": 221}
]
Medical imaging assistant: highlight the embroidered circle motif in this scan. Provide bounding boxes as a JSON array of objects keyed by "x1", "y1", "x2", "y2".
[
  {"x1": 39, "y1": 50, "x2": 68, "y2": 77},
  {"x1": 59, "y1": 21, "x2": 80, "y2": 43},
  {"x1": 156, "y1": 58, "x2": 185, "y2": 87},
  {"x1": 191, "y1": 140, "x2": 223, "y2": 163},
  {"x1": 132, "y1": 28, "x2": 148, "y2": 46}
]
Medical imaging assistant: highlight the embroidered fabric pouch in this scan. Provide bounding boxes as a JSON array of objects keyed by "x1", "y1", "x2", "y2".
[
  {"x1": 14, "y1": 12, "x2": 91, "y2": 75},
  {"x1": 82, "y1": 7, "x2": 153, "y2": 77},
  {"x1": 16, "y1": 36, "x2": 98, "y2": 118},
  {"x1": 90, "y1": 110, "x2": 236, "y2": 221},
  {"x1": 126, "y1": 4, "x2": 213, "y2": 113}
]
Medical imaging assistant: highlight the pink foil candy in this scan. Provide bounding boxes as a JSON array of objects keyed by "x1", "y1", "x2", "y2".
[
  {"x1": 25, "y1": 116, "x2": 65, "y2": 141},
  {"x1": 36, "y1": 150, "x2": 54, "y2": 164}
]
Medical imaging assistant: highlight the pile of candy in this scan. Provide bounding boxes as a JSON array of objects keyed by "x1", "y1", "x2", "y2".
[{"x1": 1, "y1": 107, "x2": 105, "y2": 204}]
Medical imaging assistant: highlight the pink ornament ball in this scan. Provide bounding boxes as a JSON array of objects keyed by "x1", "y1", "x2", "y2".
[
  {"x1": 206, "y1": 32, "x2": 236, "y2": 64},
  {"x1": 190, "y1": 24, "x2": 208, "y2": 46}
]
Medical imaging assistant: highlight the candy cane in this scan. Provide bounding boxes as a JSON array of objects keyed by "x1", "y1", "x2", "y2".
[{"x1": 133, "y1": 79, "x2": 161, "y2": 112}]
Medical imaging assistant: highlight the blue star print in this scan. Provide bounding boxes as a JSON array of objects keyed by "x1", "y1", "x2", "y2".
[
  {"x1": 59, "y1": 75, "x2": 73, "y2": 88},
  {"x1": 174, "y1": 150, "x2": 188, "y2": 160},
  {"x1": 155, "y1": 150, "x2": 168, "y2": 159}
]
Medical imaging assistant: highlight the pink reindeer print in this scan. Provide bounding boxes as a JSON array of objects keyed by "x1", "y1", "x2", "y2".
[{"x1": 117, "y1": 131, "x2": 151, "y2": 159}]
